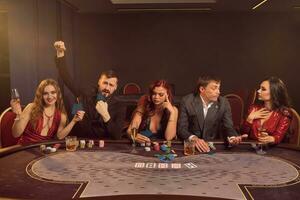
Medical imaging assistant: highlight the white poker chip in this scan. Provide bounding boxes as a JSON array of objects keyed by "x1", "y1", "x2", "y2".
[
  {"x1": 144, "y1": 147, "x2": 151, "y2": 152},
  {"x1": 43, "y1": 147, "x2": 52, "y2": 154},
  {"x1": 99, "y1": 140, "x2": 105, "y2": 148},
  {"x1": 140, "y1": 143, "x2": 145, "y2": 147}
]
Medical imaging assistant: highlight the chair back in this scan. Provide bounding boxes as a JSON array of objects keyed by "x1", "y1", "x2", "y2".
[
  {"x1": 0, "y1": 107, "x2": 20, "y2": 148},
  {"x1": 224, "y1": 94, "x2": 244, "y2": 132},
  {"x1": 287, "y1": 108, "x2": 300, "y2": 146},
  {"x1": 123, "y1": 83, "x2": 141, "y2": 95}
]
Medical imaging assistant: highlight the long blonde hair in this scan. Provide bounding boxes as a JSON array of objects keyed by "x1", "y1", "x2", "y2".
[{"x1": 30, "y1": 79, "x2": 66, "y2": 125}]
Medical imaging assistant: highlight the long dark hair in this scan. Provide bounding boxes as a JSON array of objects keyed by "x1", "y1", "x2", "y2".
[{"x1": 257, "y1": 77, "x2": 291, "y2": 110}]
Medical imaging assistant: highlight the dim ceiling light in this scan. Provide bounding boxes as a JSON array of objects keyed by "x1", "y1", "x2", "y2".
[
  {"x1": 117, "y1": 7, "x2": 211, "y2": 12},
  {"x1": 252, "y1": 0, "x2": 268, "y2": 10},
  {"x1": 111, "y1": 0, "x2": 216, "y2": 4}
]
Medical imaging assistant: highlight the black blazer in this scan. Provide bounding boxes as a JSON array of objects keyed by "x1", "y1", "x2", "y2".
[{"x1": 178, "y1": 93, "x2": 238, "y2": 140}]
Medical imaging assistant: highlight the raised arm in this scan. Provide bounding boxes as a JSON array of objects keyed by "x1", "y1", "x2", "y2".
[
  {"x1": 11, "y1": 103, "x2": 33, "y2": 138},
  {"x1": 54, "y1": 41, "x2": 80, "y2": 97}
]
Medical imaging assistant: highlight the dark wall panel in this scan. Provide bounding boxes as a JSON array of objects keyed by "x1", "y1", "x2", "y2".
[
  {"x1": 71, "y1": 12, "x2": 299, "y2": 111},
  {"x1": 0, "y1": 12, "x2": 10, "y2": 112}
]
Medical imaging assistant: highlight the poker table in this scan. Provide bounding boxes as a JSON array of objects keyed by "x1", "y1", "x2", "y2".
[{"x1": 0, "y1": 140, "x2": 299, "y2": 200}]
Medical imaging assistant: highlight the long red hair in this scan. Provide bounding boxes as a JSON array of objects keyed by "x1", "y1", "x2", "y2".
[{"x1": 137, "y1": 80, "x2": 174, "y2": 117}]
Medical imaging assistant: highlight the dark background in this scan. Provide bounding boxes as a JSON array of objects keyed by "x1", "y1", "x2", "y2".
[
  {"x1": 0, "y1": 12, "x2": 10, "y2": 112},
  {"x1": 0, "y1": 0, "x2": 299, "y2": 113},
  {"x1": 73, "y1": 12, "x2": 299, "y2": 97}
]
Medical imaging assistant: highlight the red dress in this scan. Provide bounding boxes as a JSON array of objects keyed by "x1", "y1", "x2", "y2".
[
  {"x1": 241, "y1": 105, "x2": 292, "y2": 144},
  {"x1": 18, "y1": 110, "x2": 61, "y2": 145}
]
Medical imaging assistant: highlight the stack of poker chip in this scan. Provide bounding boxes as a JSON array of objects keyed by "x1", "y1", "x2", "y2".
[
  {"x1": 80, "y1": 140, "x2": 86, "y2": 148},
  {"x1": 160, "y1": 144, "x2": 168, "y2": 151},
  {"x1": 140, "y1": 142, "x2": 145, "y2": 147},
  {"x1": 145, "y1": 147, "x2": 151, "y2": 152},
  {"x1": 99, "y1": 140, "x2": 105, "y2": 148},
  {"x1": 145, "y1": 142, "x2": 151, "y2": 151},
  {"x1": 40, "y1": 144, "x2": 60, "y2": 153},
  {"x1": 87, "y1": 140, "x2": 94, "y2": 148},
  {"x1": 146, "y1": 142, "x2": 151, "y2": 147},
  {"x1": 166, "y1": 141, "x2": 172, "y2": 147},
  {"x1": 153, "y1": 142, "x2": 160, "y2": 151},
  {"x1": 40, "y1": 144, "x2": 46, "y2": 151}
]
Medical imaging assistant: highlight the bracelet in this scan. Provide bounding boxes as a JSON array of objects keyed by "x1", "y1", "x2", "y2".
[{"x1": 14, "y1": 115, "x2": 24, "y2": 121}]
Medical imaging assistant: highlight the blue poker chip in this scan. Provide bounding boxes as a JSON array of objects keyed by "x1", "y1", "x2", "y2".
[{"x1": 160, "y1": 144, "x2": 168, "y2": 152}]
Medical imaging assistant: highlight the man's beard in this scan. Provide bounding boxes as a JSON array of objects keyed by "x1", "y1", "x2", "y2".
[{"x1": 101, "y1": 89, "x2": 110, "y2": 97}]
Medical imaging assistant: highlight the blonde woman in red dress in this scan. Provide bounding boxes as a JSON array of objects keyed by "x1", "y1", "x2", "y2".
[{"x1": 10, "y1": 79, "x2": 85, "y2": 145}]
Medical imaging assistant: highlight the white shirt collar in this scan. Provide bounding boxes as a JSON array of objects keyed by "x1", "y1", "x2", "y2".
[{"x1": 200, "y1": 95, "x2": 214, "y2": 109}]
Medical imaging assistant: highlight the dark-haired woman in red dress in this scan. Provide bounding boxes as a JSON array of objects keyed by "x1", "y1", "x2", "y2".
[{"x1": 241, "y1": 77, "x2": 292, "y2": 144}]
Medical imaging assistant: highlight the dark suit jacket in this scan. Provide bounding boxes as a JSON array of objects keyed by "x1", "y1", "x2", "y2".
[
  {"x1": 55, "y1": 57, "x2": 126, "y2": 139},
  {"x1": 178, "y1": 93, "x2": 238, "y2": 140}
]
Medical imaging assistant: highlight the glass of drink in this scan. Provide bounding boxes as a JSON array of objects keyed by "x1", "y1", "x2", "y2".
[
  {"x1": 184, "y1": 140, "x2": 195, "y2": 156},
  {"x1": 65, "y1": 136, "x2": 78, "y2": 152},
  {"x1": 130, "y1": 128, "x2": 138, "y2": 154},
  {"x1": 256, "y1": 127, "x2": 267, "y2": 155},
  {"x1": 11, "y1": 88, "x2": 20, "y2": 100},
  {"x1": 11, "y1": 88, "x2": 21, "y2": 119}
]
